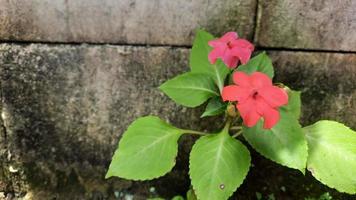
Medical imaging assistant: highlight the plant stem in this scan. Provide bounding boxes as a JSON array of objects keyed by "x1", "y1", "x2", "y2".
[
  {"x1": 232, "y1": 130, "x2": 243, "y2": 138},
  {"x1": 181, "y1": 129, "x2": 207, "y2": 136},
  {"x1": 230, "y1": 126, "x2": 242, "y2": 131},
  {"x1": 222, "y1": 117, "x2": 233, "y2": 134}
]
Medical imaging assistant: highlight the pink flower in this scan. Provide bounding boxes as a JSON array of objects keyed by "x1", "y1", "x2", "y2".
[
  {"x1": 222, "y1": 71, "x2": 288, "y2": 129},
  {"x1": 208, "y1": 32, "x2": 254, "y2": 68}
]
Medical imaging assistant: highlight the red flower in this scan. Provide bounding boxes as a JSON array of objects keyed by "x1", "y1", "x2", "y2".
[
  {"x1": 208, "y1": 32, "x2": 254, "y2": 68},
  {"x1": 222, "y1": 72, "x2": 288, "y2": 129}
]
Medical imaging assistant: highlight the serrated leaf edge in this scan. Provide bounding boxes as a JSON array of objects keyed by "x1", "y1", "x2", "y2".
[
  {"x1": 236, "y1": 51, "x2": 274, "y2": 78},
  {"x1": 106, "y1": 116, "x2": 183, "y2": 181},
  {"x1": 189, "y1": 134, "x2": 251, "y2": 200},
  {"x1": 243, "y1": 122, "x2": 308, "y2": 174},
  {"x1": 159, "y1": 72, "x2": 219, "y2": 108},
  {"x1": 304, "y1": 120, "x2": 356, "y2": 194}
]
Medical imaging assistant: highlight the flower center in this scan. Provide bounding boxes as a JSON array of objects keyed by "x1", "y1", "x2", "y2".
[
  {"x1": 252, "y1": 90, "x2": 259, "y2": 99},
  {"x1": 227, "y1": 41, "x2": 233, "y2": 49}
]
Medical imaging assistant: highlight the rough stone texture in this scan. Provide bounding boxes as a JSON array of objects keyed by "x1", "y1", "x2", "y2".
[
  {"x1": 1, "y1": 0, "x2": 356, "y2": 199},
  {"x1": 1, "y1": 44, "x2": 356, "y2": 199},
  {"x1": 256, "y1": 0, "x2": 356, "y2": 51},
  {"x1": 0, "y1": 44, "x2": 225, "y2": 199},
  {"x1": 0, "y1": 0, "x2": 256, "y2": 45},
  {"x1": 270, "y1": 51, "x2": 356, "y2": 130}
]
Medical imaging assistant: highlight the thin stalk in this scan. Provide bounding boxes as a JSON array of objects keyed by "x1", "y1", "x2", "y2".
[
  {"x1": 221, "y1": 117, "x2": 233, "y2": 134},
  {"x1": 232, "y1": 130, "x2": 243, "y2": 138},
  {"x1": 230, "y1": 126, "x2": 242, "y2": 131}
]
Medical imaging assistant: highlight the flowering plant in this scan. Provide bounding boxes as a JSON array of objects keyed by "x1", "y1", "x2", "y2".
[{"x1": 106, "y1": 30, "x2": 356, "y2": 200}]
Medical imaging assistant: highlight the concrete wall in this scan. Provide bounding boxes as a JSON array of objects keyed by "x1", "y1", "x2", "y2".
[{"x1": 0, "y1": 0, "x2": 355, "y2": 199}]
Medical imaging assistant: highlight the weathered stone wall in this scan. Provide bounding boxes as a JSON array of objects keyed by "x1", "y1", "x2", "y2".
[
  {"x1": 0, "y1": 0, "x2": 256, "y2": 44},
  {"x1": 255, "y1": 0, "x2": 356, "y2": 51},
  {"x1": 0, "y1": 0, "x2": 355, "y2": 199}
]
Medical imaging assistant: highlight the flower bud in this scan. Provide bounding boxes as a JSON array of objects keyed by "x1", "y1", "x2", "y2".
[{"x1": 227, "y1": 104, "x2": 238, "y2": 118}]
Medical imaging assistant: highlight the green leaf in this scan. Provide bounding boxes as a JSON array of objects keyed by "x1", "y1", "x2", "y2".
[
  {"x1": 280, "y1": 88, "x2": 301, "y2": 119},
  {"x1": 201, "y1": 96, "x2": 227, "y2": 118},
  {"x1": 190, "y1": 30, "x2": 230, "y2": 92},
  {"x1": 190, "y1": 132, "x2": 251, "y2": 200},
  {"x1": 304, "y1": 120, "x2": 356, "y2": 194},
  {"x1": 236, "y1": 52, "x2": 274, "y2": 78},
  {"x1": 243, "y1": 109, "x2": 308, "y2": 173},
  {"x1": 147, "y1": 198, "x2": 165, "y2": 200},
  {"x1": 159, "y1": 72, "x2": 219, "y2": 107},
  {"x1": 172, "y1": 196, "x2": 185, "y2": 200},
  {"x1": 190, "y1": 29, "x2": 214, "y2": 72},
  {"x1": 106, "y1": 116, "x2": 183, "y2": 180},
  {"x1": 186, "y1": 189, "x2": 197, "y2": 200}
]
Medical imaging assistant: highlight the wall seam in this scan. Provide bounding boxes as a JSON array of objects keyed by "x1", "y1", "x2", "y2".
[
  {"x1": 252, "y1": 0, "x2": 261, "y2": 43},
  {"x1": 1, "y1": 41, "x2": 356, "y2": 54}
]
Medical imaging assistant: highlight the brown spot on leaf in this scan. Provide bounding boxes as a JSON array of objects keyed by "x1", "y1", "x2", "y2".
[{"x1": 219, "y1": 184, "x2": 225, "y2": 190}]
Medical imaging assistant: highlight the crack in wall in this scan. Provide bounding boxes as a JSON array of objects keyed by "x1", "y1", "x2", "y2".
[
  {"x1": 1, "y1": 40, "x2": 356, "y2": 54},
  {"x1": 255, "y1": 46, "x2": 356, "y2": 54},
  {"x1": 252, "y1": 0, "x2": 261, "y2": 43},
  {"x1": 0, "y1": 40, "x2": 192, "y2": 49}
]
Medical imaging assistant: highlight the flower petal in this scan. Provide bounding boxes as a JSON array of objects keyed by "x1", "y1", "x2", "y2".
[
  {"x1": 250, "y1": 72, "x2": 272, "y2": 88},
  {"x1": 256, "y1": 98, "x2": 280, "y2": 129},
  {"x1": 220, "y1": 32, "x2": 238, "y2": 43},
  {"x1": 222, "y1": 50, "x2": 239, "y2": 68},
  {"x1": 231, "y1": 39, "x2": 254, "y2": 51},
  {"x1": 222, "y1": 85, "x2": 252, "y2": 103},
  {"x1": 208, "y1": 39, "x2": 224, "y2": 48},
  {"x1": 208, "y1": 46, "x2": 225, "y2": 64},
  {"x1": 221, "y1": 85, "x2": 238, "y2": 101},
  {"x1": 263, "y1": 107, "x2": 280, "y2": 129},
  {"x1": 258, "y1": 86, "x2": 288, "y2": 108},
  {"x1": 233, "y1": 71, "x2": 251, "y2": 87},
  {"x1": 231, "y1": 47, "x2": 252, "y2": 64},
  {"x1": 237, "y1": 99, "x2": 261, "y2": 127}
]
